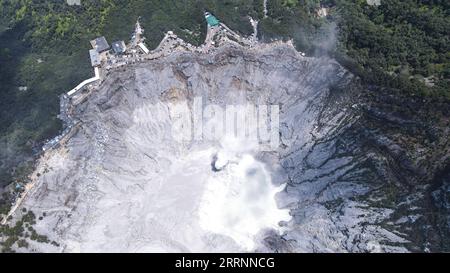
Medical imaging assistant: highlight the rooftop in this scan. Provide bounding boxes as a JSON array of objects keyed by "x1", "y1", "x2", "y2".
[
  {"x1": 90, "y1": 36, "x2": 110, "y2": 53},
  {"x1": 89, "y1": 49, "x2": 101, "y2": 67},
  {"x1": 112, "y1": 41, "x2": 127, "y2": 54},
  {"x1": 205, "y1": 12, "x2": 220, "y2": 27}
]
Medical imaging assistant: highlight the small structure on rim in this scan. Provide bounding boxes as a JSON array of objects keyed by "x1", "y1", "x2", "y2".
[
  {"x1": 138, "y1": 42, "x2": 150, "y2": 54},
  {"x1": 205, "y1": 12, "x2": 220, "y2": 27},
  {"x1": 90, "y1": 36, "x2": 110, "y2": 53},
  {"x1": 112, "y1": 41, "x2": 127, "y2": 55},
  {"x1": 89, "y1": 49, "x2": 101, "y2": 67}
]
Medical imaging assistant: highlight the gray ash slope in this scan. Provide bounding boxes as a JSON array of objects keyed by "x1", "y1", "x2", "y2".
[{"x1": 18, "y1": 43, "x2": 450, "y2": 252}]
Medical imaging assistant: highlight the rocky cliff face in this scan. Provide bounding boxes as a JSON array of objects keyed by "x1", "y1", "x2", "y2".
[{"x1": 13, "y1": 43, "x2": 450, "y2": 252}]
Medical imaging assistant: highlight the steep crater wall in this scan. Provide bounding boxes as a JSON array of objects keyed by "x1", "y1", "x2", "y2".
[{"x1": 14, "y1": 44, "x2": 450, "y2": 252}]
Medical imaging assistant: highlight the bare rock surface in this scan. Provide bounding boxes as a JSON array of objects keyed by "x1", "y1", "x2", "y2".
[{"x1": 15, "y1": 43, "x2": 450, "y2": 252}]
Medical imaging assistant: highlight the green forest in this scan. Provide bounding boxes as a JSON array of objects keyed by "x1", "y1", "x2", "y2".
[{"x1": 0, "y1": 0, "x2": 449, "y2": 188}]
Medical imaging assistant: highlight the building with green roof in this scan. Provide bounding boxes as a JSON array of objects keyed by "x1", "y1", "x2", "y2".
[{"x1": 205, "y1": 12, "x2": 220, "y2": 27}]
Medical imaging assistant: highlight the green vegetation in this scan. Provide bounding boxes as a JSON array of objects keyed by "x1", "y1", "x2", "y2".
[
  {"x1": 0, "y1": 210, "x2": 53, "y2": 252},
  {"x1": 332, "y1": 0, "x2": 450, "y2": 99},
  {"x1": 0, "y1": 0, "x2": 449, "y2": 191},
  {"x1": 0, "y1": 193, "x2": 13, "y2": 221}
]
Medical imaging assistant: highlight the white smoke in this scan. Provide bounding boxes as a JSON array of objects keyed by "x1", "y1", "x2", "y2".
[{"x1": 198, "y1": 136, "x2": 291, "y2": 251}]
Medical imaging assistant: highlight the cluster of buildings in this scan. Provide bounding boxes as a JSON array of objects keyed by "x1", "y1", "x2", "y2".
[
  {"x1": 44, "y1": 19, "x2": 156, "y2": 152},
  {"x1": 88, "y1": 19, "x2": 149, "y2": 68},
  {"x1": 87, "y1": 12, "x2": 222, "y2": 70},
  {"x1": 44, "y1": 11, "x2": 264, "y2": 153}
]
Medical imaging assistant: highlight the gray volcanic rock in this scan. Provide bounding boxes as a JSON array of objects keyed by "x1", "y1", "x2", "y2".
[{"x1": 14, "y1": 43, "x2": 450, "y2": 252}]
